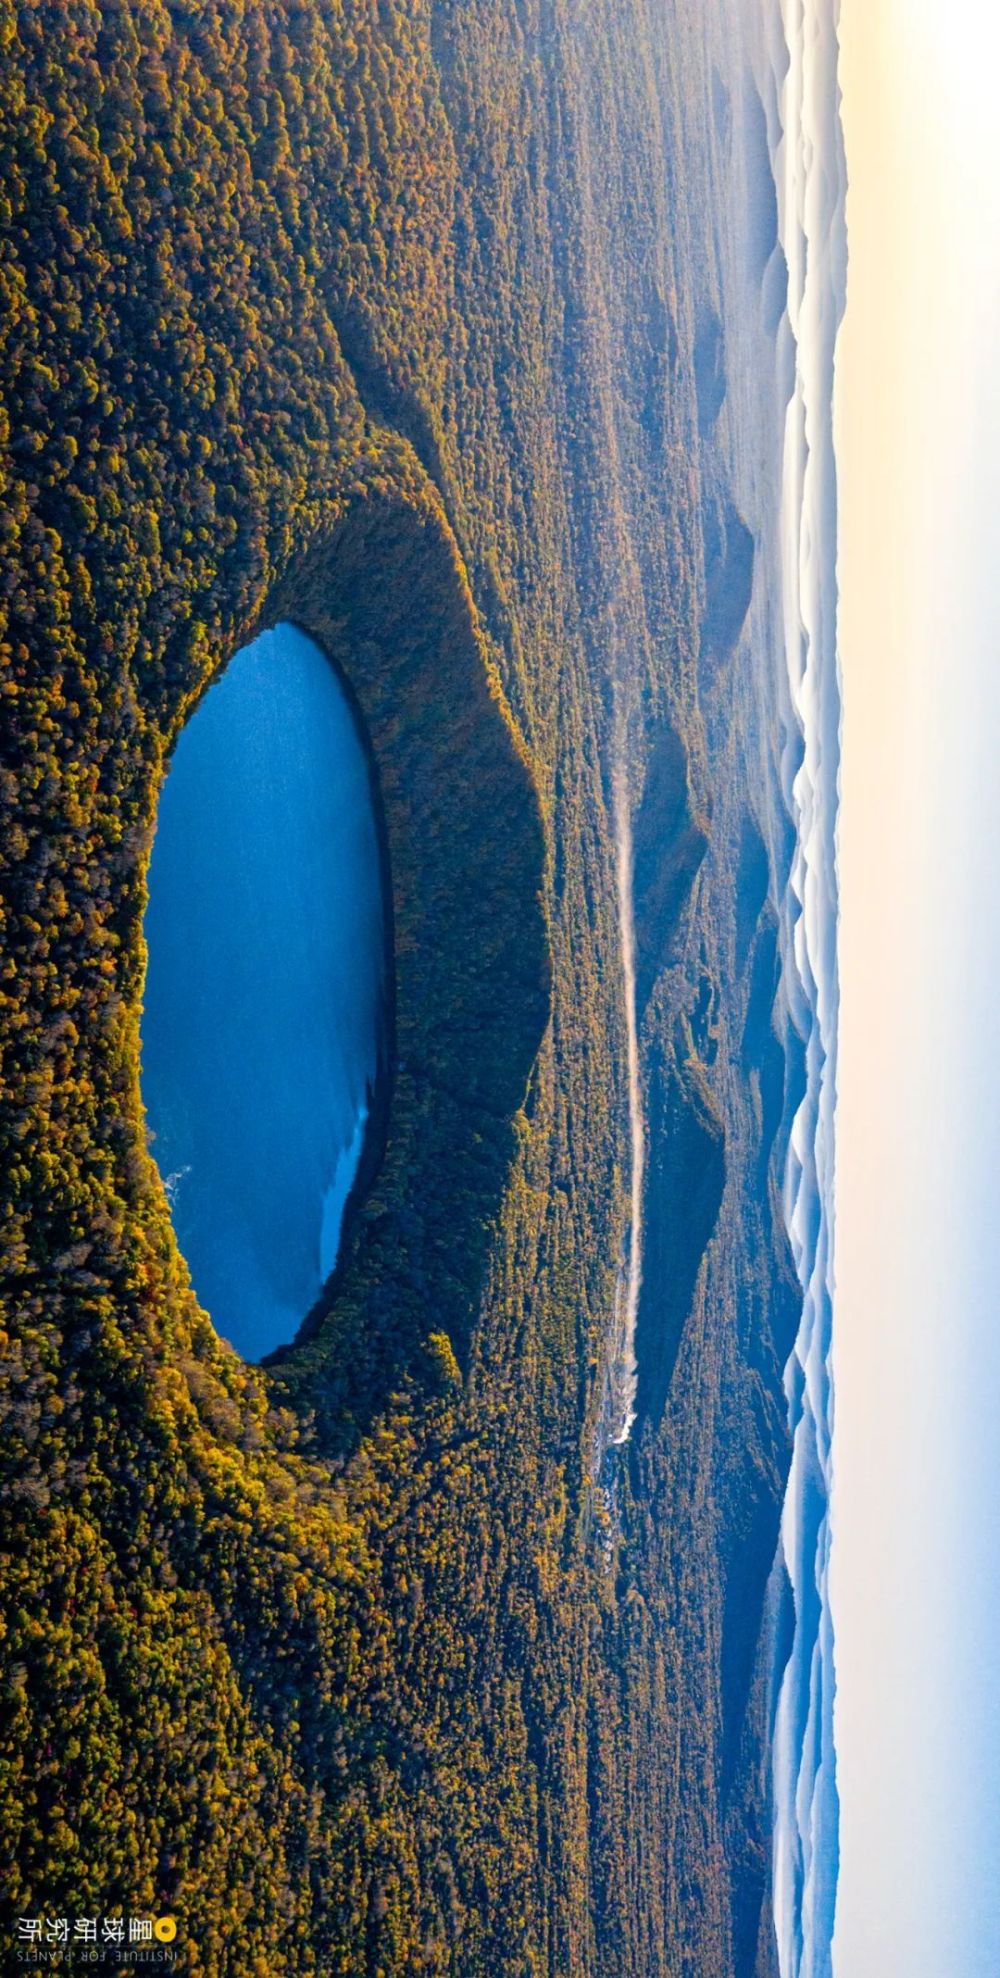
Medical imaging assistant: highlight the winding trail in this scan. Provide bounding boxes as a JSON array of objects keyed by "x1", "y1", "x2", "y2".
[{"x1": 609, "y1": 759, "x2": 644, "y2": 1447}]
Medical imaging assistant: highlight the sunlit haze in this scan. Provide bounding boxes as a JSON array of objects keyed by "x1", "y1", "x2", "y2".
[{"x1": 834, "y1": 1, "x2": 1000, "y2": 1970}]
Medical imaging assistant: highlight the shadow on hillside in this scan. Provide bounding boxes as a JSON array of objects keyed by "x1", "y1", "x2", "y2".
[{"x1": 262, "y1": 481, "x2": 550, "y2": 1452}]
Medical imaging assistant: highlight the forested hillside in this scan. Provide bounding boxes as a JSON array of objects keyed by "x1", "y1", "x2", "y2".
[{"x1": 0, "y1": 2, "x2": 793, "y2": 1972}]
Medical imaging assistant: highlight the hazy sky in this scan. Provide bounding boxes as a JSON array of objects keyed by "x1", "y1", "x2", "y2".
[{"x1": 834, "y1": 1, "x2": 1000, "y2": 1971}]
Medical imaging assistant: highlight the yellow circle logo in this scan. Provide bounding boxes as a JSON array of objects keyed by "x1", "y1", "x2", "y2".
[{"x1": 154, "y1": 1918, "x2": 178, "y2": 1944}]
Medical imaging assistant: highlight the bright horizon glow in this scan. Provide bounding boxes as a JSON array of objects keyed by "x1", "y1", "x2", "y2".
[{"x1": 833, "y1": 1, "x2": 1000, "y2": 1971}]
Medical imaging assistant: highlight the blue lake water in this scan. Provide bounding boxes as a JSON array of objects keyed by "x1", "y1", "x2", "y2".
[{"x1": 141, "y1": 621, "x2": 385, "y2": 1361}]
